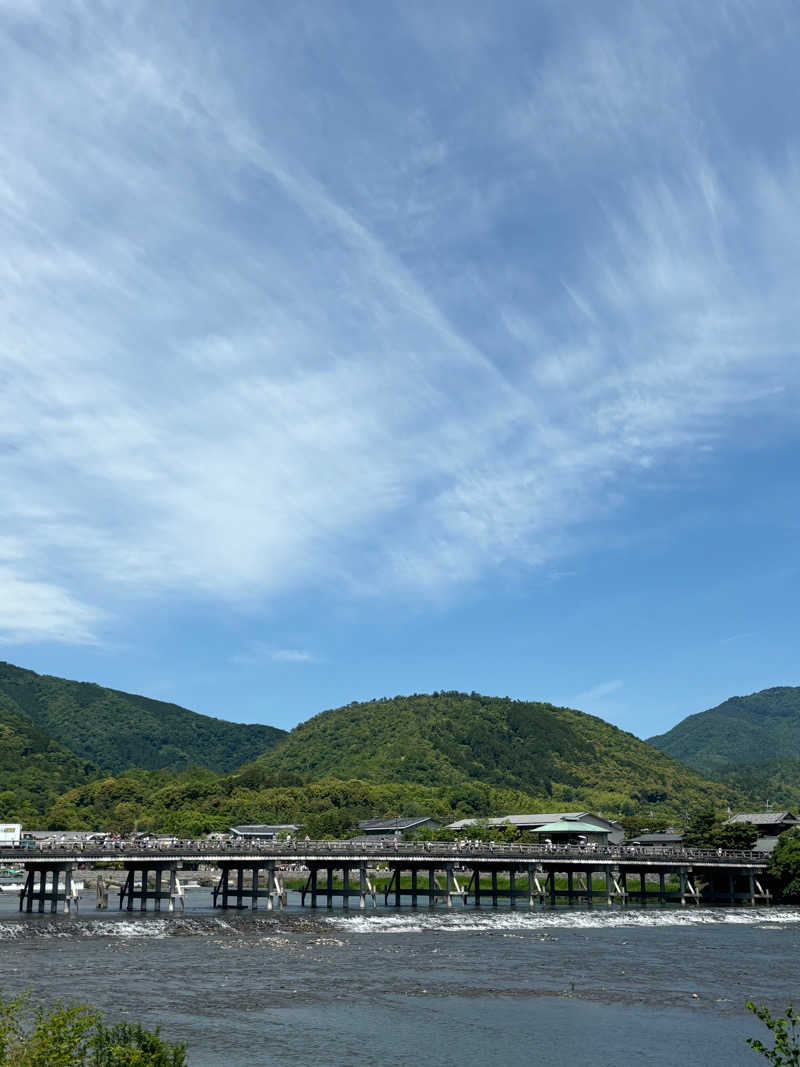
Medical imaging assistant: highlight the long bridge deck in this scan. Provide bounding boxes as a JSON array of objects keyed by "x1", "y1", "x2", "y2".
[{"x1": 0, "y1": 841, "x2": 771, "y2": 914}]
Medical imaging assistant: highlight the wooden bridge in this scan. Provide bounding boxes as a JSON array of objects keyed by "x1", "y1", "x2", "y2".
[{"x1": 0, "y1": 841, "x2": 771, "y2": 914}]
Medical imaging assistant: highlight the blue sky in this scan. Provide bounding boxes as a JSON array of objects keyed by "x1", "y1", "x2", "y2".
[{"x1": 2, "y1": 0, "x2": 799, "y2": 737}]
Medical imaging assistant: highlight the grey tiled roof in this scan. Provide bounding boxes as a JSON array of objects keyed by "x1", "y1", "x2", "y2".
[
  {"x1": 359, "y1": 816, "x2": 438, "y2": 831},
  {"x1": 724, "y1": 812, "x2": 797, "y2": 826}
]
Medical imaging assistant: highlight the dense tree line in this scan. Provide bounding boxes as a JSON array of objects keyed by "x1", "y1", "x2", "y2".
[
  {"x1": 255, "y1": 691, "x2": 738, "y2": 817},
  {"x1": 0, "y1": 661, "x2": 284, "y2": 778}
]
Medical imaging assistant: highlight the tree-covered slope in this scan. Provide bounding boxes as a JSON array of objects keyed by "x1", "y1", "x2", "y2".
[
  {"x1": 648, "y1": 687, "x2": 800, "y2": 805},
  {"x1": 257, "y1": 691, "x2": 736, "y2": 816},
  {"x1": 0, "y1": 703, "x2": 97, "y2": 820},
  {"x1": 0, "y1": 661, "x2": 286, "y2": 775},
  {"x1": 648, "y1": 687, "x2": 800, "y2": 776}
]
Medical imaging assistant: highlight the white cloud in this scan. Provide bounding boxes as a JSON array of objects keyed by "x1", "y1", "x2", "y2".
[
  {"x1": 270, "y1": 649, "x2": 316, "y2": 664},
  {"x1": 1, "y1": 2, "x2": 799, "y2": 641},
  {"x1": 574, "y1": 680, "x2": 624, "y2": 706},
  {"x1": 0, "y1": 568, "x2": 101, "y2": 645},
  {"x1": 230, "y1": 643, "x2": 317, "y2": 666}
]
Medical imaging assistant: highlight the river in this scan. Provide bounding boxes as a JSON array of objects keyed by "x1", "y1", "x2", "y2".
[{"x1": 1, "y1": 889, "x2": 798, "y2": 1065}]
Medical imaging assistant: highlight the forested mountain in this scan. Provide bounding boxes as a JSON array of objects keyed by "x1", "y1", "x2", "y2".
[
  {"x1": 0, "y1": 703, "x2": 96, "y2": 821},
  {"x1": 648, "y1": 686, "x2": 800, "y2": 806},
  {"x1": 255, "y1": 691, "x2": 737, "y2": 817},
  {"x1": 40, "y1": 689, "x2": 739, "y2": 837},
  {"x1": 0, "y1": 661, "x2": 285, "y2": 776},
  {"x1": 0, "y1": 665, "x2": 756, "y2": 832}
]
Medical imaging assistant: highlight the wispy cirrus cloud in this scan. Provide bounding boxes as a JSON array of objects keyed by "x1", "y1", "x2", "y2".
[
  {"x1": 230, "y1": 643, "x2": 317, "y2": 666},
  {"x1": 1, "y1": 1, "x2": 799, "y2": 645},
  {"x1": 574, "y1": 680, "x2": 624, "y2": 706}
]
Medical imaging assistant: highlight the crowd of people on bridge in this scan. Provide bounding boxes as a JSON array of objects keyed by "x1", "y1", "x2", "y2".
[{"x1": 7, "y1": 831, "x2": 759, "y2": 861}]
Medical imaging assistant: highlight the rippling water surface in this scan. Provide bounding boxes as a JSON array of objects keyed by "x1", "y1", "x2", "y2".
[{"x1": 1, "y1": 890, "x2": 797, "y2": 1065}]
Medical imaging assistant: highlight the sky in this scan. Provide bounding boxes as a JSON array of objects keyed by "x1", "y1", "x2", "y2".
[{"x1": 2, "y1": 0, "x2": 800, "y2": 738}]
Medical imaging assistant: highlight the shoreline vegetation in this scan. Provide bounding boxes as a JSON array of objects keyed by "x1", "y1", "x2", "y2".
[{"x1": 0, "y1": 991, "x2": 186, "y2": 1066}]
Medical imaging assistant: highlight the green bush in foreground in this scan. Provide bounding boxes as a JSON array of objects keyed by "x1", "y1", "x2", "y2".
[
  {"x1": 0, "y1": 993, "x2": 186, "y2": 1066},
  {"x1": 747, "y1": 1003, "x2": 799, "y2": 1065}
]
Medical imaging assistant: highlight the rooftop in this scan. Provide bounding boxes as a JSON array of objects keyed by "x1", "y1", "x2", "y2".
[
  {"x1": 449, "y1": 812, "x2": 589, "y2": 829},
  {"x1": 723, "y1": 812, "x2": 798, "y2": 826},
  {"x1": 358, "y1": 816, "x2": 439, "y2": 832},
  {"x1": 534, "y1": 821, "x2": 610, "y2": 835},
  {"x1": 229, "y1": 824, "x2": 299, "y2": 835}
]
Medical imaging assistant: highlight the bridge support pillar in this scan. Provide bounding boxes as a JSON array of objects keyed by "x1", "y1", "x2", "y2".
[
  {"x1": 19, "y1": 864, "x2": 78, "y2": 914},
  {"x1": 96, "y1": 874, "x2": 109, "y2": 909},
  {"x1": 122, "y1": 863, "x2": 182, "y2": 912}
]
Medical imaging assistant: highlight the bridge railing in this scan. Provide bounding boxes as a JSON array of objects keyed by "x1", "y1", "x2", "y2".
[{"x1": 0, "y1": 839, "x2": 767, "y2": 865}]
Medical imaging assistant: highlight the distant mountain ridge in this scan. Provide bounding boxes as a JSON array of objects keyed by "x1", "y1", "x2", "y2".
[
  {"x1": 0, "y1": 661, "x2": 286, "y2": 776},
  {"x1": 256, "y1": 690, "x2": 737, "y2": 816},
  {"x1": 647, "y1": 686, "x2": 800, "y2": 806}
]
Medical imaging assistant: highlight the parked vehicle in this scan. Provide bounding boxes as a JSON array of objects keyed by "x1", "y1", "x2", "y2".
[{"x1": 0, "y1": 824, "x2": 21, "y2": 848}]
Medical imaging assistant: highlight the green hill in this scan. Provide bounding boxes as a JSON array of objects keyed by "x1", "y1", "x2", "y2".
[
  {"x1": 256, "y1": 691, "x2": 738, "y2": 817},
  {"x1": 0, "y1": 703, "x2": 97, "y2": 820},
  {"x1": 0, "y1": 661, "x2": 286, "y2": 776},
  {"x1": 648, "y1": 686, "x2": 800, "y2": 806}
]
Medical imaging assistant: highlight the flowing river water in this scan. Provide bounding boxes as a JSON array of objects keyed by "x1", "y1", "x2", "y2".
[{"x1": 1, "y1": 888, "x2": 798, "y2": 1065}]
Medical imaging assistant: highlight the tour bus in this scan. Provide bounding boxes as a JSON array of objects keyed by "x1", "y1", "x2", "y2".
[{"x1": 0, "y1": 824, "x2": 21, "y2": 848}]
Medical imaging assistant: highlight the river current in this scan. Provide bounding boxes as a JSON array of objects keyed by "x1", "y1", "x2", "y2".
[{"x1": 1, "y1": 889, "x2": 798, "y2": 1065}]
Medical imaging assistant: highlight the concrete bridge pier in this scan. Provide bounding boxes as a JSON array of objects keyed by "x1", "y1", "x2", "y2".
[
  {"x1": 212, "y1": 862, "x2": 283, "y2": 909},
  {"x1": 120, "y1": 863, "x2": 182, "y2": 912},
  {"x1": 529, "y1": 865, "x2": 546, "y2": 906},
  {"x1": 467, "y1": 867, "x2": 488, "y2": 906},
  {"x1": 19, "y1": 864, "x2": 77, "y2": 914},
  {"x1": 358, "y1": 864, "x2": 376, "y2": 908},
  {"x1": 302, "y1": 867, "x2": 318, "y2": 907}
]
